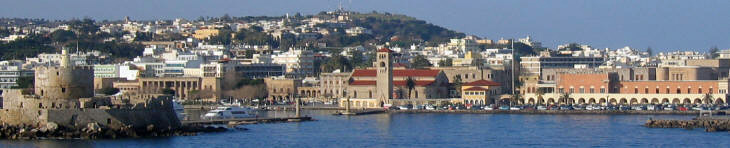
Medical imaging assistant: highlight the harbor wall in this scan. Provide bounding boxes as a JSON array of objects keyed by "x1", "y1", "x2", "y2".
[{"x1": 0, "y1": 108, "x2": 180, "y2": 129}]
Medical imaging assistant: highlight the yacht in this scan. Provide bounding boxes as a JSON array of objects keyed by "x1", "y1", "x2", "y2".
[{"x1": 202, "y1": 106, "x2": 256, "y2": 120}]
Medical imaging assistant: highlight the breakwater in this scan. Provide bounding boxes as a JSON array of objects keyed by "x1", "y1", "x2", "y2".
[
  {"x1": 0, "y1": 122, "x2": 228, "y2": 139},
  {"x1": 645, "y1": 118, "x2": 730, "y2": 132}
]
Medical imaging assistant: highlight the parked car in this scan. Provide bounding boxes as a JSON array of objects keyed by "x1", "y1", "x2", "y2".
[{"x1": 559, "y1": 105, "x2": 573, "y2": 110}]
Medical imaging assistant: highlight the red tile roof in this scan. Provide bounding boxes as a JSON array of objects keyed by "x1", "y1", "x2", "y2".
[
  {"x1": 351, "y1": 69, "x2": 441, "y2": 77},
  {"x1": 464, "y1": 87, "x2": 489, "y2": 91},
  {"x1": 463, "y1": 80, "x2": 501, "y2": 86},
  {"x1": 349, "y1": 80, "x2": 435, "y2": 86},
  {"x1": 377, "y1": 48, "x2": 393, "y2": 52}
]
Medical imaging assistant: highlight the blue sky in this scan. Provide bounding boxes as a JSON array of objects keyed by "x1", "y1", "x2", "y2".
[{"x1": 2, "y1": 0, "x2": 728, "y2": 52}]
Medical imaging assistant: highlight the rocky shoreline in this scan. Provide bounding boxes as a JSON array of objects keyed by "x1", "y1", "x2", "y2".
[
  {"x1": 0, "y1": 122, "x2": 229, "y2": 139},
  {"x1": 644, "y1": 118, "x2": 730, "y2": 132}
]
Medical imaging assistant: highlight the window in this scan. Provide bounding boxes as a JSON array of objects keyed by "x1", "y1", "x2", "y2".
[
  {"x1": 676, "y1": 88, "x2": 681, "y2": 94},
  {"x1": 569, "y1": 88, "x2": 574, "y2": 93},
  {"x1": 699, "y1": 88, "x2": 703, "y2": 94},
  {"x1": 645, "y1": 88, "x2": 649, "y2": 94},
  {"x1": 710, "y1": 88, "x2": 714, "y2": 94},
  {"x1": 634, "y1": 88, "x2": 638, "y2": 94},
  {"x1": 687, "y1": 88, "x2": 691, "y2": 94},
  {"x1": 600, "y1": 88, "x2": 606, "y2": 93},
  {"x1": 559, "y1": 88, "x2": 564, "y2": 93},
  {"x1": 590, "y1": 88, "x2": 595, "y2": 93},
  {"x1": 579, "y1": 88, "x2": 584, "y2": 93},
  {"x1": 656, "y1": 88, "x2": 659, "y2": 93}
]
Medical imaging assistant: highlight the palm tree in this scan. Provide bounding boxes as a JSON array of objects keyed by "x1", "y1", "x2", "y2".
[
  {"x1": 703, "y1": 93, "x2": 714, "y2": 105},
  {"x1": 536, "y1": 88, "x2": 545, "y2": 106},
  {"x1": 406, "y1": 77, "x2": 416, "y2": 99},
  {"x1": 511, "y1": 92, "x2": 522, "y2": 106},
  {"x1": 560, "y1": 92, "x2": 571, "y2": 105}
]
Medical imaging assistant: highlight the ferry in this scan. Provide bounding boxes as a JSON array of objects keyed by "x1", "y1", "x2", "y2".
[{"x1": 202, "y1": 106, "x2": 256, "y2": 120}]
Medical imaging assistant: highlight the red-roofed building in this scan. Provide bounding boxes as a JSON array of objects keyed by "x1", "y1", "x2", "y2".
[
  {"x1": 461, "y1": 80, "x2": 503, "y2": 105},
  {"x1": 348, "y1": 69, "x2": 450, "y2": 100},
  {"x1": 343, "y1": 48, "x2": 450, "y2": 108}
]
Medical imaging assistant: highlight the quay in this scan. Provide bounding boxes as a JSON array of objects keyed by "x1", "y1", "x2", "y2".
[
  {"x1": 334, "y1": 110, "x2": 386, "y2": 115},
  {"x1": 390, "y1": 109, "x2": 716, "y2": 115},
  {"x1": 182, "y1": 117, "x2": 313, "y2": 126}
]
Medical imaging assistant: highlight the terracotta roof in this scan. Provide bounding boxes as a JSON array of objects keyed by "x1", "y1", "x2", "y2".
[
  {"x1": 463, "y1": 80, "x2": 501, "y2": 86},
  {"x1": 351, "y1": 69, "x2": 441, "y2": 77},
  {"x1": 349, "y1": 80, "x2": 435, "y2": 86},
  {"x1": 377, "y1": 48, "x2": 393, "y2": 52},
  {"x1": 464, "y1": 87, "x2": 489, "y2": 91}
]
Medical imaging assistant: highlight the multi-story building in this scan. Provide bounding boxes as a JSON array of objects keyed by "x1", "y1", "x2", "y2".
[
  {"x1": 0, "y1": 60, "x2": 33, "y2": 88},
  {"x1": 319, "y1": 72, "x2": 350, "y2": 99},
  {"x1": 272, "y1": 49, "x2": 314, "y2": 76}
]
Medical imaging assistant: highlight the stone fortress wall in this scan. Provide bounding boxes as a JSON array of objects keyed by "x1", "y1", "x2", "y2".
[{"x1": 0, "y1": 49, "x2": 180, "y2": 130}]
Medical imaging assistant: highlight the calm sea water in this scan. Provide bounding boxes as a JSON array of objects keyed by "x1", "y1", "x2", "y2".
[{"x1": 2, "y1": 110, "x2": 729, "y2": 148}]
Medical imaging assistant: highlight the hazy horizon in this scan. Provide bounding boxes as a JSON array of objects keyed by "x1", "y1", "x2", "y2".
[{"x1": 2, "y1": 0, "x2": 729, "y2": 52}]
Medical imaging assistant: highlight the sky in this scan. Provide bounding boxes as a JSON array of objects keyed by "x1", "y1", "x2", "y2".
[{"x1": 2, "y1": 0, "x2": 729, "y2": 52}]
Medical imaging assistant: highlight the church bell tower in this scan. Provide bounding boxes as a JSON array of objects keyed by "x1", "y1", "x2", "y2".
[{"x1": 375, "y1": 48, "x2": 393, "y2": 106}]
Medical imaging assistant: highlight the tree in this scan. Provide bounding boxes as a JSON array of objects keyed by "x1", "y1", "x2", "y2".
[
  {"x1": 704, "y1": 93, "x2": 714, "y2": 105},
  {"x1": 536, "y1": 88, "x2": 545, "y2": 106},
  {"x1": 321, "y1": 55, "x2": 352, "y2": 73},
  {"x1": 68, "y1": 18, "x2": 99, "y2": 35},
  {"x1": 13, "y1": 76, "x2": 34, "y2": 89},
  {"x1": 710, "y1": 46, "x2": 720, "y2": 59},
  {"x1": 410, "y1": 55, "x2": 432, "y2": 69},
  {"x1": 406, "y1": 77, "x2": 416, "y2": 99},
  {"x1": 646, "y1": 46, "x2": 653, "y2": 56},
  {"x1": 49, "y1": 30, "x2": 76, "y2": 42},
  {"x1": 452, "y1": 75, "x2": 463, "y2": 97},
  {"x1": 559, "y1": 92, "x2": 571, "y2": 105},
  {"x1": 161, "y1": 88, "x2": 176, "y2": 95},
  {"x1": 438, "y1": 58, "x2": 453, "y2": 67},
  {"x1": 100, "y1": 87, "x2": 120, "y2": 95}
]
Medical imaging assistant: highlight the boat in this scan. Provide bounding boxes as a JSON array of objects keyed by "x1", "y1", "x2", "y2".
[
  {"x1": 202, "y1": 106, "x2": 256, "y2": 120},
  {"x1": 537, "y1": 105, "x2": 547, "y2": 110},
  {"x1": 499, "y1": 106, "x2": 510, "y2": 110},
  {"x1": 398, "y1": 105, "x2": 410, "y2": 110},
  {"x1": 510, "y1": 106, "x2": 521, "y2": 110},
  {"x1": 425, "y1": 105, "x2": 436, "y2": 110}
]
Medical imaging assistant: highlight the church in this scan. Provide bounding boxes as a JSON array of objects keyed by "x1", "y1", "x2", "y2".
[{"x1": 343, "y1": 48, "x2": 451, "y2": 108}]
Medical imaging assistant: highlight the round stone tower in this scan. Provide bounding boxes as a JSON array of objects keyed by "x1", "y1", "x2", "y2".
[{"x1": 34, "y1": 49, "x2": 94, "y2": 100}]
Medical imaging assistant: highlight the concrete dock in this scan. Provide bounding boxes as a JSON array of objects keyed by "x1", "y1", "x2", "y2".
[{"x1": 182, "y1": 117, "x2": 313, "y2": 126}]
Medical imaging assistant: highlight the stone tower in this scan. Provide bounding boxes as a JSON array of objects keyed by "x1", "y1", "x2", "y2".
[
  {"x1": 34, "y1": 49, "x2": 94, "y2": 100},
  {"x1": 375, "y1": 48, "x2": 393, "y2": 106}
]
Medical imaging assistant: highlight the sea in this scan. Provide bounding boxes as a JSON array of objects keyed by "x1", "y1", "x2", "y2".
[{"x1": 2, "y1": 110, "x2": 729, "y2": 148}]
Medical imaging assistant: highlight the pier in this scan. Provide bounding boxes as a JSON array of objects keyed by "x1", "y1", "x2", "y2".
[{"x1": 182, "y1": 117, "x2": 313, "y2": 126}]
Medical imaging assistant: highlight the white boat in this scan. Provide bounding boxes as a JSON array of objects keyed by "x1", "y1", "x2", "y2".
[
  {"x1": 510, "y1": 106, "x2": 521, "y2": 110},
  {"x1": 425, "y1": 105, "x2": 436, "y2": 110},
  {"x1": 585, "y1": 105, "x2": 594, "y2": 111},
  {"x1": 537, "y1": 106, "x2": 547, "y2": 110},
  {"x1": 203, "y1": 106, "x2": 256, "y2": 120}
]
